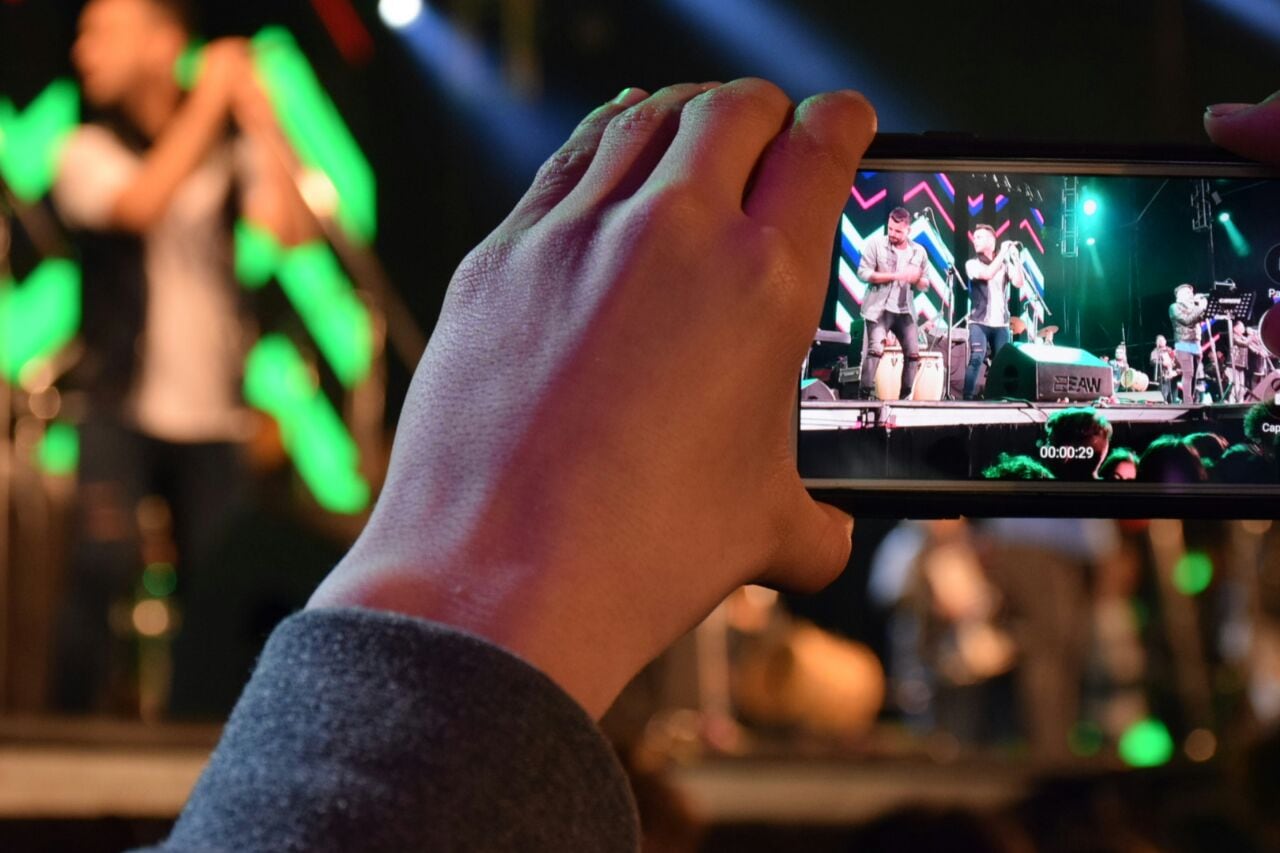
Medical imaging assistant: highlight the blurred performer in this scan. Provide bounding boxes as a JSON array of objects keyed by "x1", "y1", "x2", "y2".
[
  {"x1": 963, "y1": 225, "x2": 1024, "y2": 399},
  {"x1": 856, "y1": 207, "x2": 929, "y2": 400},
  {"x1": 1171, "y1": 284, "x2": 1208, "y2": 406},
  {"x1": 1230, "y1": 320, "x2": 1251, "y2": 403},
  {"x1": 1111, "y1": 343, "x2": 1129, "y2": 387},
  {"x1": 1150, "y1": 334, "x2": 1179, "y2": 403},
  {"x1": 51, "y1": 0, "x2": 311, "y2": 712}
]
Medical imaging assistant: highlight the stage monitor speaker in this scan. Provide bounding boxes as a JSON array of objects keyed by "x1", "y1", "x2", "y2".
[
  {"x1": 800, "y1": 378, "x2": 837, "y2": 402},
  {"x1": 1251, "y1": 370, "x2": 1280, "y2": 403},
  {"x1": 940, "y1": 339, "x2": 969, "y2": 398},
  {"x1": 986, "y1": 343, "x2": 1114, "y2": 402}
]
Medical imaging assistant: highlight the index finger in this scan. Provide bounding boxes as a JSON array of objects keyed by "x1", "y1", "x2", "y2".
[{"x1": 743, "y1": 90, "x2": 877, "y2": 253}]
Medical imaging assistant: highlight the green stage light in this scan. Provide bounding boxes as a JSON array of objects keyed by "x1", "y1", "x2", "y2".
[
  {"x1": 1085, "y1": 236, "x2": 1096, "y2": 246},
  {"x1": 0, "y1": 79, "x2": 79, "y2": 203},
  {"x1": 1083, "y1": 198, "x2": 1098, "y2": 216},
  {"x1": 244, "y1": 334, "x2": 370, "y2": 514},
  {"x1": 251, "y1": 27, "x2": 377, "y2": 244},
  {"x1": 1118, "y1": 718, "x2": 1174, "y2": 768},
  {"x1": 0, "y1": 259, "x2": 81, "y2": 383},
  {"x1": 142, "y1": 563, "x2": 178, "y2": 598},
  {"x1": 1068, "y1": 721, "x2": 1104, "y2": 757},
  {"x1": 1174, "y1": 551, "x2": 1213, "y2": 595},
  {"x1": 1218, "y1": 215, "x2": 1251, "y2": 258},
  {"x1": 35, "y1": 421, "x2": 78, "y2": 476},
  {"x1": 235, "y1": 222, "x2": 373, "y2": 387}
]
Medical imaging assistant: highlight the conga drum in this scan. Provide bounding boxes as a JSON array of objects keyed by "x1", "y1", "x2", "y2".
[
  {"x1": 874, "y1": 346, "x2": 904, "y2": 400},
  {"x1": 1120, "y1": 368, "x2": 1150, "y2": 392},
  {"x1": 912, "y1": 352, "x2": 945, "y2": 401}
]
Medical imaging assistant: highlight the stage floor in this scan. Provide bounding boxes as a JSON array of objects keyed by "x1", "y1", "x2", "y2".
[{"x1": 801, "y1": 399, "x2": 1250, "y2": 431}]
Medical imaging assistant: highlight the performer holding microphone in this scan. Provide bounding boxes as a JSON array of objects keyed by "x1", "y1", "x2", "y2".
[
  {"x1": 962, "y1": 224, "x2": 1024, "y2": 399},
  {"x1": 1170, "y1": 284, "x2": 1208, "y2": 405},
  {"x1": 856, "y1": 207, "x2": 930, "y2": 400}
]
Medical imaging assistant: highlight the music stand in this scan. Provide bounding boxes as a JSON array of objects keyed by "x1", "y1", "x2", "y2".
[
  {"x1": 1206, "y1": 290, "x2": 1255, "y2": 324},
  {"x1": 1204, "y1": 291, "x2": 1256, "y2": 401}
]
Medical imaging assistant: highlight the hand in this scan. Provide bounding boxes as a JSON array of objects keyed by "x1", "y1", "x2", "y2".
[
  {"x1": 197, "y1": 38, "x2": 254, "y2": 103},
  {"x1": 308, "y1": 79, "x2": 875, "y2": 717},
  {"x1": 230, "y1": 69, "x2": 278, "y2": 137}
]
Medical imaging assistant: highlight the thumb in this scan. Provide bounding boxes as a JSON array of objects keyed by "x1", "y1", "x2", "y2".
[
  {"x1": 1204, "y1": 91, "x2": 1280, "y2": 164},
  {"x1": 759, "y1": 491, "x2": 854, "y2": 593}
]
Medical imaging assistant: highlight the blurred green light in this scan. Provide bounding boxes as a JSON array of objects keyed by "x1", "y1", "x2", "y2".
[
  {"x1": 1085, "y1": 236, "x2": 1097, "y2": 246},
  {"x1": 1082, "y1": 198, "x2": 1098, "y2": 216},
  {"x1": 1218, "y1": 215, "x2": 1251, "y2": 257},
  {"x1": 251, "y1": 27, "x2": 377, "y2": 243},
  {"x1": 1173, "y1": 551, "x2": 1213, "y2": 596},
  {"x1": 1068, "y1": 721, "x2": 1104, "y2": 757},
  {"x1": 35, "y1": 421, "x2": 78, "y2": 476},
  {"x1": 1, "y1": 258, "x2": 82, "y2": 382},
  {"x1": 244, "y1": 334, "x2": 369, "y2": 514},
  {"x1": 235, "y1": 223, "x2": 372, "y2": 386},
  {"x1": 277, "y1": 243, "x2": 373, "y2": 387},
  {"x1": 234, "y1": 220, "x2": 284, "y2": 289},
  {"x1": 142, "y1": 562, "x2": 178, "y2": 598},
  {"x1": 1118, "y1": 718, "x2": 1174, "y2": 768},
  {"x1": 0, "y1": 79, "x2": 79, "y2": 202}
]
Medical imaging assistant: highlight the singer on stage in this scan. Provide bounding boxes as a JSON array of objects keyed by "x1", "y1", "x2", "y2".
[
  {"x1": 963, "y1": 224, "x2": 1024, "y2": 399},
  {"x1": 1171, "y1": 283, "x2": 1207, "y2": 405},
  {"x1": 855, "y1": 206, "x2": 929, "y2": 400}
]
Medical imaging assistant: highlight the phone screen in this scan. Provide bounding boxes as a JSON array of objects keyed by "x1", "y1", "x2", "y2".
[{"x1": 799, "y1": 144, "x2": 1280, "y2": 517}]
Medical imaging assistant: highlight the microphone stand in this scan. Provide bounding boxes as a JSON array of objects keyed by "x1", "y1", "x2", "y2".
[
  {"x1": 922, "y1": 206, "x2": 965, "y2": 401},
  {"x1": 943, "y1": 263, "x2": 966, "y2": 401}
]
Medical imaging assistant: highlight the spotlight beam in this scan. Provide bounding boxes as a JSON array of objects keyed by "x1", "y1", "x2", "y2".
[
  {"x1": 660, "y1": 0, "x2": 916, "y2": 129},
  {"x1": 386, "y1": 4, "x2": 578, "y2": 183}
]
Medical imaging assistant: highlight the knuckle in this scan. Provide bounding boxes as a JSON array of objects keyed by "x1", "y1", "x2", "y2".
[
  {"x1": 689, "y1": 78, "x2": 790, "y2": 126},
  {"x1": 607, "y1": 101, "x2": 668, "y2": 137},
  {"x1": 530, "y1": 143, "x2": 592, "y2": 193},
  {"x1": 622, "y1": 183, "x2": 708, "y2": 240}
]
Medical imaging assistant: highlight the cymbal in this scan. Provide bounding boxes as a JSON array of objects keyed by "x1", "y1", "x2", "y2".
[{"x1": 1038, "y1": 325, "x2": 1060, "y2": 337}]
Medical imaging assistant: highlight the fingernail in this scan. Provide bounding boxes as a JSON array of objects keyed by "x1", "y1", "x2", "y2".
[
  {"x1": 612, "y1": 87, "x2": 640, "y2": 105},
  {"x1": 1206, "y1": 102, "x2": 1253, "y2": 119}
]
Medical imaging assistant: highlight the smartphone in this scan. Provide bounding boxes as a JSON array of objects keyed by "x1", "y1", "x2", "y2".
[{"x1": 798, "y1": 135, "x2": 1280, "y2": 518}]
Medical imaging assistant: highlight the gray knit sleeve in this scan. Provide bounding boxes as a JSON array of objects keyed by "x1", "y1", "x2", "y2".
[{"x1": 145, "y1": 607, "x2": 639, "y2": 852}]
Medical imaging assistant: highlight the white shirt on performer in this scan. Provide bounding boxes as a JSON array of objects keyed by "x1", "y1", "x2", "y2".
[{"x1": 55, "y1": 125, "x2": 259, "y2": 443}]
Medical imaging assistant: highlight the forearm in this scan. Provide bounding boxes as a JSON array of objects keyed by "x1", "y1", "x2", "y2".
[
  {"x1": 235, "y1": 80, "x2": 320, "y2": 246},
  {"x1": 240, "y1": 126, "x2": 317, "y2": 246},
  {"x1": 109, "y1": 82, "x2": 231, "y2": 232}
]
